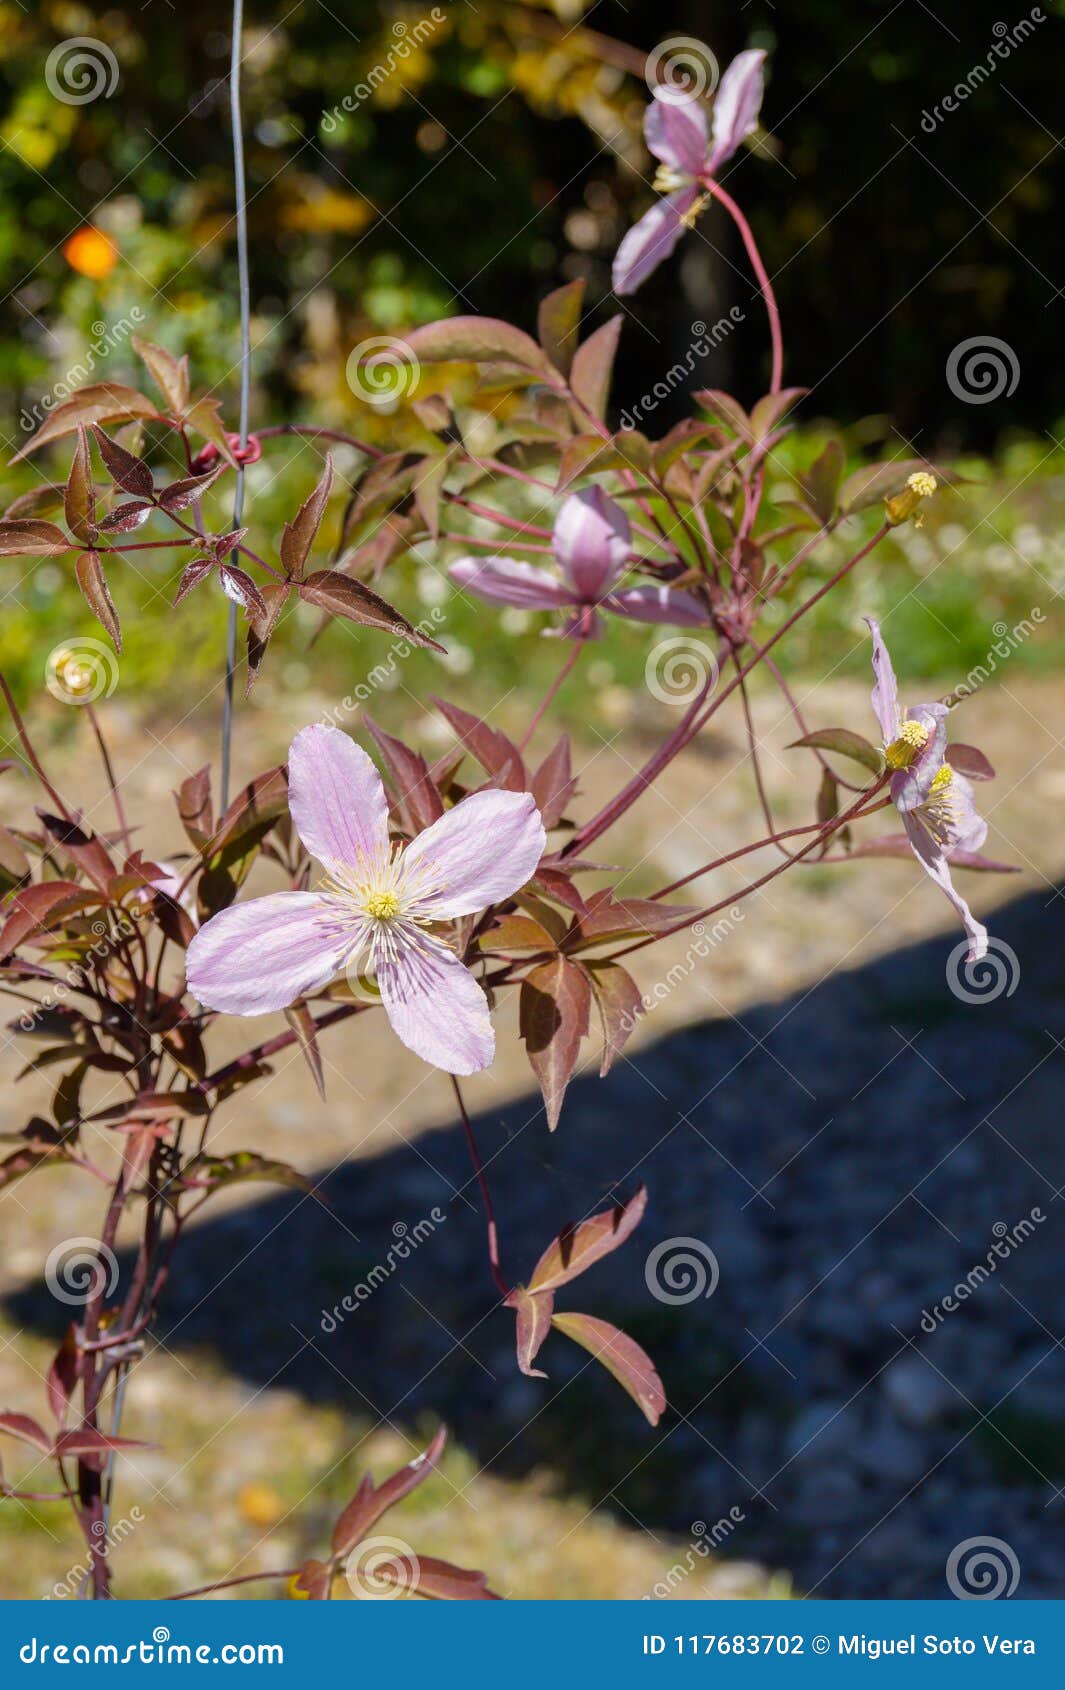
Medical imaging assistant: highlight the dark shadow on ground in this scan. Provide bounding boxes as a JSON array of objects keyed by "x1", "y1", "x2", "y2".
[{"x1": 8, "y1": 883, "x2": 1065, "y2": 1597}]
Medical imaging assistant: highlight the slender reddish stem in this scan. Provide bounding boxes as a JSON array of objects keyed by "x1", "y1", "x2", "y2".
[
  {"x1": 705, "y1": 179, "x2": 783, "y2": 394},
  {"x1": 518, "y1": 641, "x2": 582, "y2": 751},
  {"x1": 451, "y1": 1076, "x2": 509, "y2": 1299}
]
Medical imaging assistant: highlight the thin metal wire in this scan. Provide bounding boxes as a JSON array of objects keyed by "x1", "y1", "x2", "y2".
[{"x1": 222, "y1": 0, "x2": 252, "y2": 810}]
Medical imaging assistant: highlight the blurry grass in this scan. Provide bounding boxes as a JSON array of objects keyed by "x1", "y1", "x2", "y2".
[{"x1": 1, "y1": 427, "x2": 1063, "y2": 751}]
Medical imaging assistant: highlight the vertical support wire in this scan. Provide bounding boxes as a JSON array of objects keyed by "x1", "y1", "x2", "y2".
[{"x1": 222, "y1": 0, "x2": 252, "y2": 810}]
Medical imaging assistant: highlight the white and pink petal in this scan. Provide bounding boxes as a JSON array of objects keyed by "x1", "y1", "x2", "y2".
[
  {"x1": 186, "y1": 891, "x2": 354, "y2": 1016},
  {"x1": 449, "y1": 556, "x2": 578, "y2": 612},
  {"x1": 288, "y1": 725, "x2": 389, "y2": 876},
  {"x1": 375, "y1": 926, "x2": 495, "y2": 1074},
  {"x1": 401, "y1": 789, "x2": 546, "y2": 920}
]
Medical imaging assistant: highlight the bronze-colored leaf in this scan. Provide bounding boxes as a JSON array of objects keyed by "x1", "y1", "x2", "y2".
[
  {"x1": 584, "y1": 959, "x2": 643, "y2": 1076},
  {"x1": 528, "y1": 1185, "x2": 647, "y2": 1293},
  {"x1": 505, "y1": 1285, "x2": 554, "y2": 1378},
  {"x1": 537, "y1": 278, "x2": 585, "y2": 377},
  {"x1": 11, "y1": 385, "x2": 161, "y2": 462},
  {"x1": 279, "y1": 455, "x2": 333, "y2": 581},
  {"x1": 519, "y1": 954, "x2": 591, "y2": 1131},
  {"x1": 569, "y1": 315, "x2": 623, "y2": 421},
  {"x1": 299, "y1": 570, "x2": 445, "y2": 651},
  {"x1": 551, "y1": 1310, "x2": 666, "y2": 1426},
  {"x1": 0, "y1": 519, "x2": 72, "y2": 556},
  {"x1": 64, "y1": 427, "x2": 97, "y2": 542},
  {"x1": 75, "y1": 552, "x2": 121, "y2": 651},
  {"x1": 131, "y1": 336, "x2": 190, "y2": 416}
]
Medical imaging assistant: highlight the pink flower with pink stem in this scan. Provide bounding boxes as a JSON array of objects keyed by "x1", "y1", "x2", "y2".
[
  {"x1": 866, "y1": 617, "x2": 991, "y2": 962},
  {"x1": 613, "y1": 49, "x2": 767, "y2": 297},
  {"x1": 450, "y1": 486, "x2": 710, "y2": 639},
  {"x1": 186, "y1": 725, "x2": 546, "y2": 1074}
]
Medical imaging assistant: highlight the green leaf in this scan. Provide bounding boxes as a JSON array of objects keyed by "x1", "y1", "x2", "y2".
[
  {"x1": 537, "y1": 279, "x2": 585, "y2": 377},
  {"x1": 403, "y1": 316, "x2": 548, "y2": 371},
  {"x1": 569, "y1": 315, "x2": 623, "y2": 421},
  {"x1": 788, "y1": 728, "x2": 884, "y2": 775}
]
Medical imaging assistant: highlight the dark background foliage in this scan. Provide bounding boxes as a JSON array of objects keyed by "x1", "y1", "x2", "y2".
[{"x1": 2, "y1": 0, "x2": 1060, "y2": 445}]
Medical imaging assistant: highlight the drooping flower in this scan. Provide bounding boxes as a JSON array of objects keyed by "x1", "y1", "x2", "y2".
[
  {"x1": 186, "y1": 726, "x2": 546, "y2": 1075},
  {"x1": 865, "y1": 617, "x2": 989, "y2": 961},
  {"x1": 613, "y1": 49, "x2": 766, "y2": 297},
  {"x1": 450, "y1": 486, "x2": 709, "y2": 639}
]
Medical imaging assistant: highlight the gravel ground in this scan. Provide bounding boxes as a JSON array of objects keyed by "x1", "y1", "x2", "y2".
[{"x1": 1, "y1": 670, "x2": 1062, "y2": 1599}]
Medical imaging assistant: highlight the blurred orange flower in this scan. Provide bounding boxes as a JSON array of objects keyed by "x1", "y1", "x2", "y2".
[{"x1": 63, "y1": 227, "x2": 118, "y2": 279}]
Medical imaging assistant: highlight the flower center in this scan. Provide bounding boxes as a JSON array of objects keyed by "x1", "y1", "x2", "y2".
[
  {"x1": 653, "y1": 163, "x2": 692, "y2": 194},
  {"x1": 920, "y1": 764, "x2": 957, "y2": 844},
  {"x1": 885, "y1": 717, "x2": 930, "y2": 769},
  {"x1": 365, "y1": 888, "x2": 400, "y2": 921}
]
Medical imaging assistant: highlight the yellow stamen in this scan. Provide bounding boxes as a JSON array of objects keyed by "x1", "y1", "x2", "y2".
[
  {"x1": 929, "y1": 763, "x2": 953, "y2": 795},
  {"x1": 885, "y1": 470, "x2": 938, "y2": 527},
  {"x1": 885, "y1": 718, "x2": 930, "y2": 769},
  {"x1": 653, "y1": 163, "x2": 692, "y2": 194},
  {"x1": 365, "y1": 889, "x2": 400, "y2": 920}
]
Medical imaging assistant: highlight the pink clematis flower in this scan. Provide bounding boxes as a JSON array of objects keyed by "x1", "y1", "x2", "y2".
[
  {"x1": 185, "y1": 726, "x2": 546, "y2": 1075},
  {"x1": 865, "y1": 618, "x2": 988, "y2": 962},
  {"x1": 450, "y1": 486, "x2": 709, "y2": 639},
  {"x1": 613, "y1": 49, "x2": 766, "y2": 296}
]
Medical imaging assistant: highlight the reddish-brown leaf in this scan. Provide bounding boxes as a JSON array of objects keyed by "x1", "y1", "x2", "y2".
[
  {"x1": 0, "y1": 1412, "x2": 52, "y2": 1454},
  {"x1": 12, "y1": 386, "x2": 161, "y2": 462},
  {"x1": 551, "y1": 1311, "x2": 666, "y2": 1427},
  {"x1": 176, "y1": 766, "x2": 213, "y2": 848},
  {"x1": 519, "y1": 954, "x2": 591, "y2": 1131},
  {"x1": 946, "y1": 742, "x2": 995, "y2": 781},
  {"x1": 98, "y1": 500, "x2": 152, "y2": 533},
  {"x1": 291, "y1": 1559, "x2": 331, "y2": 1600},
  {"x1": 280, "y1": 455, "x2": 333, "y2": 581},
  {"x1": 284, "y1": 1000, "x2": 325, "y2": 1100},
  {"x1": 505, "y1": 1285, "x2": 554, "y2": 1378},
  {"x1": 431, "y1": 698, "x2": 525, "y2": 791},
  {"x1": 530, "y1": 734, "x2": 576, "y2": 829},
  {"x1": 528, "y1": 1185, "x2": 648, "y2": 1293},
  {"x1": 364, "y1": 715, "x2": 444, "y2": 833},
  {"x1": 0, "y1": 519, "x2": 72, "y2": 556},
  {"x1": 569, "y1": 315, "x2": 623, "y2": 421},
  {"x1": 64, "y1": 427, "x2": 96, "y2": 542},
  {"x1": 174, "y1": 556, "x2": 215, "y2": 605},
  {"x1": 404, "y1": 316, "x2": 548, "y2": 371},
  {"x1": 131, "y1": 337, "x2": 190, "y2": 416},
  {"x1": 403, "y1": 1556, "x2": 500, "y2": 1601},
  {"x1": 91, "y1": 423, "x2": 154, "y2": 499},
  {"x1": 568, "y1": 888, "x2": 701, "y2": 948},
  {"x1": 584, "y1": 958, "x2": 643, "y2": 1076},
  {"x1": 75, "y1": 551, "x2": 121, "y2": 651},
  {"x1": 330, "y1": 1425, "x2": 448, "y2": 1558},
  {"x1": 46, "y1": 1328, "x2": 80, "y2": 1428},
  {"x1": 219, "y1": 562, "x2": 268, "y2": 619},
  {"x1": 299, "y1": 570, "x2": 445, "y2": 651},
  {"x1": 0, "y1": 882, "x2": 103, "y2": 955},
  {"x1": 157, "y1": 463, "x2": 225, "y2": 513}
]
